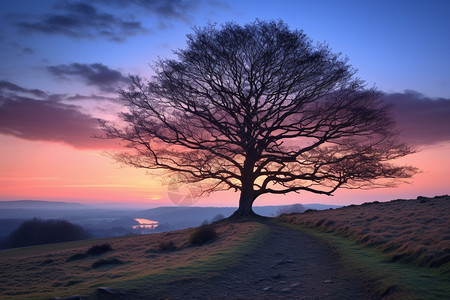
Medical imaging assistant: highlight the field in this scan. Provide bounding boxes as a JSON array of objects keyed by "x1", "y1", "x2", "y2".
[
  {"x1": 0, "y1": 196, "x2": 449, "y2": 299},
  {"x1": 0, "y1": 222, "x2": 267, "y2": 299},
  {"x1": 278, "y1": 195, "x2": 450, "y2": 273}
]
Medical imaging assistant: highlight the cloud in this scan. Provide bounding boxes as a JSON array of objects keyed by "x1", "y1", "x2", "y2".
[
  {"x1": 10, "y1": 0, "x2": 229, "y2": 40},
  {"x1": 4, "y1": 82, "x2": 445, "y2": 151},
  {"x1": 66, "y1": 93, "x2": 117, "y2": 102},
  {"x1": 0, "y1": 81, "x2": 48, "y2": 98},
  {"x1": 47, "y1": 63, "x2": 130, "y2": 92},
  {"x1": 383, "y1": 91, "x2": 450, "y2": 146},
  {"x1": 9, "y1": 42, "x2": 35, "y2": 55},
  {"x1": 93, "y1": 0, "x2": 208, "y2": 22},
  {"x1": 0, "y1": 81, "x2": 116, "y2": 149},
  {"x1": 12, "y1": 1, "x2": 147, "y2": 42}
]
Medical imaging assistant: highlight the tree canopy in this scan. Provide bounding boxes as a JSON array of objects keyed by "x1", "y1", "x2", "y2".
[{"x1": 102, "y1": 20, "x2": 416, "y2": 217}]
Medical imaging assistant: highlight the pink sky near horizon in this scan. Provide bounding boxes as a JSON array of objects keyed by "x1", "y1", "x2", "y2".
[
  {"x1": 0, "y1": 1, "x2": 449, "y2": 208},
  {"x1": 0, "y1": 132, "x2": 448, "y2": 208}
]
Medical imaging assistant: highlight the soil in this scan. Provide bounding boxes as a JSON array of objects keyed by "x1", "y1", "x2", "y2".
[{"x1": 133, "y1": 222, "x2": 377, "y2": 300}]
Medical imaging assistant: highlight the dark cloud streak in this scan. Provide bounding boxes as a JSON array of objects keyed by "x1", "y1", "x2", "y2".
[
  {"x1": 383, "y1": 91, "x2": 450, "y2": 146},
  {"x1": 10, "y1": 0, "x2": 228, "y2": 40},
  {"x1": 0, "y1": 81, "x2": 116, "y2": 149},
  {"x1": 93, "y1": 0, "x2": 206, "y2": 22},
  {"x1": 13, "y1": 1, "x2": 147, "y2": 42},
  {"x1": 47, "y1": 63, "x2": 130, "y2": 92},
  {"x1": 0, "y1": 81, "x2": 48, "y2": 98},
  {"x1": 2, "y1": 81, "x2": 446, "y2": 150}
]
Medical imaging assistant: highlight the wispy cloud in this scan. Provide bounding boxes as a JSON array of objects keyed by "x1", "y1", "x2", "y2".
[
  {"x1": 9, "y1": 0, "x2": 229, "y2": 40},
  {"x1": 94, "y1": 0, "x2": 202, "y2": 22},
  {"x1": 12, "y1": 1, "x2": 147, "y2": 42},
  {"x1": 0, "y1": 81, "x2": 117, "y2": 149},
  {"x1": 383, "y1": 91, "x2": 450, "y2": 146},
  {"x1": 47, "y1": 63, "x2": 130, "y2": 92},
  {"x1": 66, "y1": 93, "x2": 117, "y2": 102},
  {"x1": 93, "y1": 0, "x2": 229, "y2": 25},
  {"x1": 0, "y1": 81, "x2": 48, "y2": 98}
]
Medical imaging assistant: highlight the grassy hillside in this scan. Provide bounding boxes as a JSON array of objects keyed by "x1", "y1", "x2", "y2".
[
  {"x1": 1, "y1": 196, "x2": 448, "y2": 299},
  {"x1": 277, "y1": 195, "x2": 450, "y2": 274},
  {"x1": 276, "y1": 195, "x2": 450, "y2": 299},
  {"x1": 0, "y1": 221, "x2": 268, "y2": 299}
]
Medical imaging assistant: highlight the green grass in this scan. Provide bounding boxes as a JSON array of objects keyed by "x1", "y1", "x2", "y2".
[
  {"x1": 3, "y1": 222, "x2": 272, "y2": 300},
  {"x1": 0, "y1": 236, "x2": 120, "y2": 258},
  {"x1": 278, "y1": 221, "x2": 450, "y2": 300},
  {"x1": 89, "y1": 222, "x2": 272, "y2": 298}
]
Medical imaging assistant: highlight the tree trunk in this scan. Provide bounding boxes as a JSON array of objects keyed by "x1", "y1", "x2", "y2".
[
  {"x1": 229, "y1": 188, "x2": 258, "y2": 218},
  {"x1": 229, "y1": 154, "x2": 263, "y2": 219}
]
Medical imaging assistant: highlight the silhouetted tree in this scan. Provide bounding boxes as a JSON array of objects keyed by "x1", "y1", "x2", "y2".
[
  {"x1": 102, "y1": 20, "x2": 416, "y2": 218},
  {"x1": 3, "y1": 218, "x2": 89, "y2": 248}
]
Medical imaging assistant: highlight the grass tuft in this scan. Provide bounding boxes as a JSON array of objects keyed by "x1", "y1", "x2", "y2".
[
  {"x1": 66, "y1": 253, "x2": 88, "y2": 262},
  {"x1": 158, "y1": 240, "x2": 177, "y2": 251},
  {"x1": 188, "y1": 225, "x2": 217, "y2": 246},
  {"x1": 86, "y1": 243, "x2": 113, "y2": 256},
  {"x1": 91, "y1": 258, "x2": 123, "y2": 269}
]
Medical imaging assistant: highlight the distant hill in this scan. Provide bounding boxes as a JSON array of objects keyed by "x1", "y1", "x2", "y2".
[
  {"x1": 0, "y1": 200, "x2": 86, "y2": 210},
  {"x1": 139, "y1": 204, "x2": 342, "y2": 224},
  {"x1": 0, "y1": 200, "x2": 339, "y2": 212},
  {"x1": 302, "y1": 203, "x2": 342, "y2": 210},
  {"x1": 0, "y1": 200, "x2": 342, "y2": 238}
]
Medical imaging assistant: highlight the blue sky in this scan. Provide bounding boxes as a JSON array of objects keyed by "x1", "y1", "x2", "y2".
[
  {"x1": 0, "y1": 0, "x2": 449, "y2": 206},
  {"x1": 1, "y1": 0, "x2": 449, "y2": 98}
]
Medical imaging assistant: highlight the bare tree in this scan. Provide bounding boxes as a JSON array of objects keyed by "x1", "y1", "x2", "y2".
[{"x1": 102, "y1": 20, "x2": 417, "y2": 218}]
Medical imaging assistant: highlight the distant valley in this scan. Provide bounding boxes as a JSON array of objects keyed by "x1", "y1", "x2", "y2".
[{"x1": 0, "y1": 200, "x2": 340, "y2": 241}]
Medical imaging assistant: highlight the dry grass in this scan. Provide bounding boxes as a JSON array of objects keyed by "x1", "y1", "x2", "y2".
[
  {"x1": 278, "y1": 195, "x2": 450, "y2": 272},
  {"x1": 0, "y1": 221, "x2": 263, "y2": 299}
]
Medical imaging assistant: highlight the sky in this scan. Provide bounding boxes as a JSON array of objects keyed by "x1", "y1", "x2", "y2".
[{"x1": 0, "y1": 0, "x2": 449, "y2": 208}]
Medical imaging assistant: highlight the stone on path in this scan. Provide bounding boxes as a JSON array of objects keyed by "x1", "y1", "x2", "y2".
[
  {"x1": 274, "y1": 259, "x2": 295, "y2": 265},
  {"x1": 98, "y1": 287, "x2": 128, "y2": 296},
  {"x1": 52, "y1": 296, "x2": 84, "y2": 300},
  {"x1": 271, "y1": 272, "x2": 283, "y2": 279}
]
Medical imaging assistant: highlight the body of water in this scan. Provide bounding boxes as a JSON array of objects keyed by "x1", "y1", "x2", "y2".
[{"x1": 133, "y1": 218, "x2": 159, "y2": 229}]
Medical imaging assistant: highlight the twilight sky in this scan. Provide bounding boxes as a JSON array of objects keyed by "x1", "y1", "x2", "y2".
[{"x1": 0, "y1": 0, "x2": 449, "y2": 208}]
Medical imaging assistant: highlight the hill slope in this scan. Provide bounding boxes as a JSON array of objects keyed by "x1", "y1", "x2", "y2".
[
  {"x1": 1, "y1": 196, "x2": 447, "y2": 299},
  {"x1": 278, "y1": 195, "x2": 450, "y2": 272}
]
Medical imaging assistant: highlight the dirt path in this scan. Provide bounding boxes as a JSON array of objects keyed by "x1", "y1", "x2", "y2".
[{"x1": 139, "y1": 222, "x2": 376, "y2": 300}]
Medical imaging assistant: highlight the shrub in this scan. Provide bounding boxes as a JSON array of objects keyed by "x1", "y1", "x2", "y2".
[
  {"x1": 66, "y1": 243, "x2": 113, "y2": 262},
  {"x1": 91, "y1": 258, "x2": 122, "y2": 269},
  {"x1": 66, "y1": 253, "x2": 88, "y2": 262},
  {"x1": 40, "y1": 259, "x2": 54, "y2": 265},
  {"x1": 86, "y1": 243, "x2": 113, "y2": 256},
  {"x1": 189, "y1": 225, "x2": 217, "y2": 246},
  {"x1": 3, "y1": 218, "x2": 89, "y2": 248},
  {"x1": 210, "y1": 214, "x2": 225, "y2": 223},
  {"x1": 158, "y1": 240, "x2": 177, "y2": 251},
  {"x1": 276, "y1": 204, "x2": 305, "y2": 216}
]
